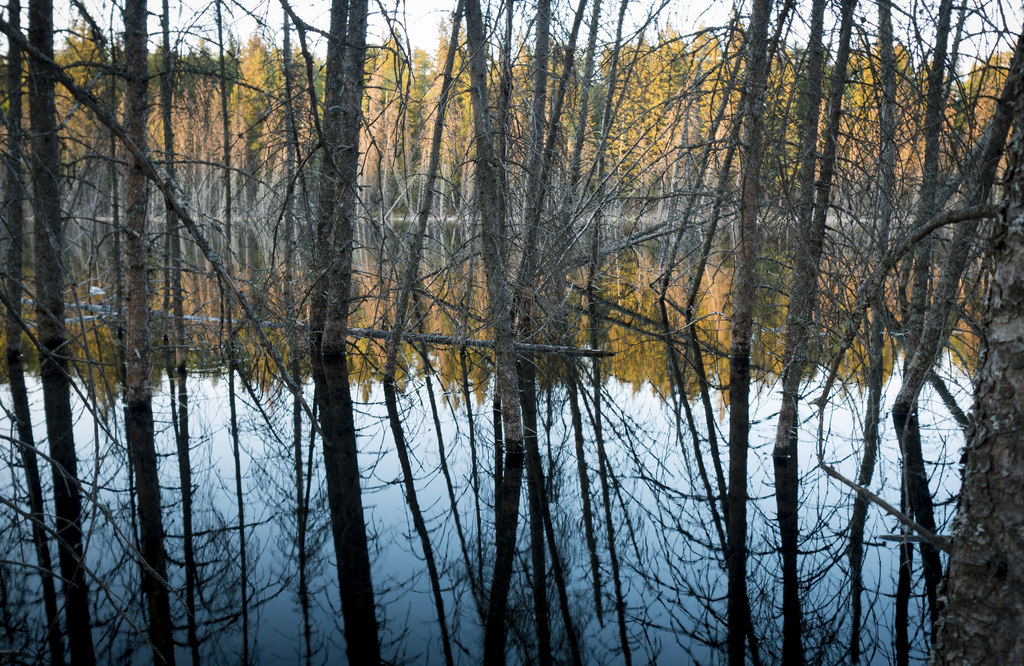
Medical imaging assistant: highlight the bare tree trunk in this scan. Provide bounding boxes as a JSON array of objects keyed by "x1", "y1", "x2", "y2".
[
  {"x1": 891, "y1": 0, "x2": 988, "y2": 635},
  {"x1": 124, "y1": 0, "x2": 175, "y2": 659},
  {"x1": 109, "y1": 44, "x2": 124, "y2": 375},
  {"x1": 308, "y1": 0, "x2": 380, "y2": 661},
  {"x1": 518, "y1": 1, "x2": 551, "y2": 659},
  {"x1": 214, "y1": 3, "x2": 250, "y2": 659},
  {"x1": 282, "y1": 15, "x2": 312, "y2": 665},
  {"x1": 932, "y1": 84, "x2": 1024, "y2": 665},
  {"x1": 521, "y1": 357, "x2": 552, "y2": 665},
  {"x1": 848, "y1": 7, "x2": 896, "y2": 659},
  {"x1": 728, "y1": 0, "x2": 772, "y2": 661},
  {"x1": 773, "y1": 0, "x2": 856, "y2": 659},
  {"x1": 159, "y1": 1, "x2": 199, "y2": 659},
  {"x1": 896, "y1": 497, "x2": 912, "y2": 666},
  {"x1": 27, "y1": 0, "x2": 96, "y2": 659},
  {"x1": 462, "y1": 0, "x2": 528, "y2": 660},
  {"x1": 379, "y1": 8, "x2": 464, "y2": 664},
  {"x1": 585, "y1": 1, "x2": 631, "y2": 659},
  {"x1": 3, "y1": 0, "x2": 24, "y2": 365},
  {"x1": 2, "y1": 4, "x2": 63, "y2": 661},
  {"x1": 567, "y1": 364, "x2": 603, "y2": 621},
  {"x1": 7, "y1": 355, "x2": 65, "y2": 664},
  {"x1": 590, "y1": 330, "x2": 632, "y2": 666}
]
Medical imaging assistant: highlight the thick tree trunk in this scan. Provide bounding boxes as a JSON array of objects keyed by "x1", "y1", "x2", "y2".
[
  {"x1": 3, "y1": 0, "x2": 24, "y2": 363},
  {"x1": 308, "y1": 0, "x2": 380, "y2": 661},
  {"x1": 7, "y1": 358, "x2": 64, "y2": 663},
  {"x1": 931, "y1": 85, "x2": 1024, "y2": 666},
  {"x1": 2, "y1": 3, "x2": 63, "y2": 661},
  {"x1": 892, "y1": 4, "x2": 1024, "y2": 639},
  {"x1": 27, "y1": 0, "x2": 96, "y2": 660}
]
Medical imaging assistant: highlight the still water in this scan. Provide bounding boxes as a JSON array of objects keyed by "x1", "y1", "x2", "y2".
[{"x1": 0, "y1": 342, "x2": 966, "y2": 663}]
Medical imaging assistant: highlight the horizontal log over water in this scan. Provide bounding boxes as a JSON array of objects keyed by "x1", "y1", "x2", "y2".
[{"x1": 36, "y1": 300, "x2": 615, "y2": 358}]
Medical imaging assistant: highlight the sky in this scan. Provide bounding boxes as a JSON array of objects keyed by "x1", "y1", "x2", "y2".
[
  {"x1": 53, "y1": 0, "x2": 734, "y2": 55},
  {"x1": 46, "y1": 0, "x2": 1024, "y2": 66}
]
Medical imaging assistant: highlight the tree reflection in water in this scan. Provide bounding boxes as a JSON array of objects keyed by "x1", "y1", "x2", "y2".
[{"x1": 0, "y1": 308, "x2": 966, "y2": 663}]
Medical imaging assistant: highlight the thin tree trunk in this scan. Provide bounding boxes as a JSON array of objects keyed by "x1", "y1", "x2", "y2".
[
  {"x1": 567, "y1": 364, "x2": 603, "y2": 621},
  {"x1": 891, "y1": 0, "x2": 955, "y2": 634},
  {"x1": 377, "y1": 10, "x2": 464, "y2": 664},
  {"x1": 728, "y1": 0, "x2": 772, "y2": 661},
  {"x1": 895, "y1": 505, "x2": 912, "y2": 666},
  {"x1": 849, "y1": 3, "x2": 897, "y2": 660},
  {"x1": 493, "y1": 397, "x2": 504, "y2": 528},
  {"x1": 589, "y1": 333, "x2": 632, "y2": 666},
  {"x1": 463, "y1": 0, "x2": 528, "y2": 660},
  {"x1": 124, "y1": 0, "x2": 175, "y2": 659},
  {"x1": 772, "y1": 0, "x2": 856, "y2": 659},
  {"x1": 381, "y1": 377, "x2": 455, "y2": 665},
  {"x1": 459, "y1": 346, "x2": 484, "y2": 577},
  {"x1": 521, "y1": 357, "x2": 551, "y2": 665},
  {"x1": 516, "y1": 1, "x2": 553, "y2": 659},
  {"x1": 159, "y1": 1, "x2": 199, "y2": 659},
  {"x1": 419, "y1": 341, "x2": 483, "y2": 610},
  {"x1": 583, "y1": 1, "x2": 631, "y2": 658},
  {"x1": 282, "y1": 15, "x2": 312, "y2": 665},
  {"x1": 215, "y1": 3, "x2": 250, "y2": 658}
]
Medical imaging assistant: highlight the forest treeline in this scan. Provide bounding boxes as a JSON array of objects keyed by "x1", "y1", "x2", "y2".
[{"x1": 1, "y1": 0, "x2": 1023, "y2": 663}]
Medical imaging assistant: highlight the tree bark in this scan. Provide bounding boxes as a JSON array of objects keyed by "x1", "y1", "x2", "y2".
[
  {"x1": 308, "y1": 0, "x2": 380, "y2": 661},
  {"x1": 2, "y1": 6, "x2": 63, "y2": 661},
  {"x1": 159, "y1": 1, "x2": 199, "y2": 659},
  {"x1": 931, "y1": 77, "x2": 1024, "y2": 666},
  {"x1": 27, "y1": 0, "x2": 96, "y2": 659},
  {"x1": 282, "y1": 15, "x2": 312, "y2": 665},
  {"x1": 379, "y1": 8, "x2": 464, "y2": 664},
  {"x1": 124, "y1": 0, "x2": 175, "y2": 659},
  {"x1": 849, "y1": 3, "x2": 897, "y2": 660},
  {"x1": 462, "y1": 0, "x2": 528, "y2": 660}
]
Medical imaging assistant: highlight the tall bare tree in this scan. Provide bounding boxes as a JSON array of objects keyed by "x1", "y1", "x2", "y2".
[
  {"x1": 308, "y1": 0, "x2": 380, "y2": 660},
  {"x1": 123, "y1": 0, "x2": 175, "y2": 659},
  {"x1": 772, "y1": 0, "x2": 856, "y2": 659},
  {"x1": 27, "y1": 0, "x2": 96, "y2": 659},
  {"x1": 728, "y1": 0, "x2": 772, "y2": 661}
]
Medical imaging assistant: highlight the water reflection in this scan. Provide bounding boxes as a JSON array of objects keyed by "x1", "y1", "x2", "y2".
[{"x1": 0, "y1": 255, "x2": 970, "y2": 663}]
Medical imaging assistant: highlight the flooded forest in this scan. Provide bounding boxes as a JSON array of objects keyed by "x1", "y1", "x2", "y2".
[{"x1": 2, "y1": 0, "x2": 1024, "y2": 662}]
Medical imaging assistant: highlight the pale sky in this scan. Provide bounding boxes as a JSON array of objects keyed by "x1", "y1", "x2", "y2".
[{"x1": 47, "y1": 0, "x2": 1023, "y2": 64}]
